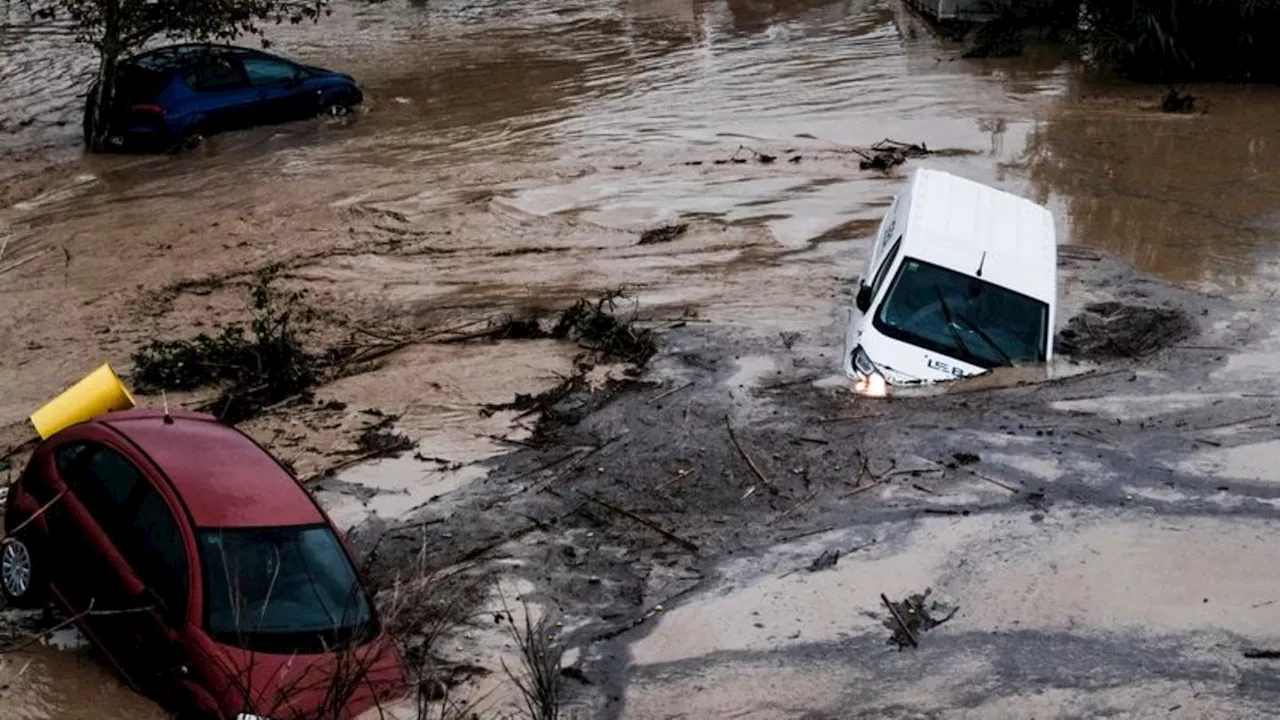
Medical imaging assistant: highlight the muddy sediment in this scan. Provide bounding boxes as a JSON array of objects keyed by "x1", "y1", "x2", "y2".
[
  {"x1": 3, "y1": 0, "x2": 1280, "y2": 718},
  {"x1": 1057, "y1": 301, "x2": 1197, "y2": 361},
  {"x1": 382, "y1": 250, "x2": 1280, "y2": 718}
]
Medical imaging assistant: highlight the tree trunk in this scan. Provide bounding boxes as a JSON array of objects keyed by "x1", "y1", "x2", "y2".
[{"x1": 87, "y1": 0, "x2": 123, "y2": 153}]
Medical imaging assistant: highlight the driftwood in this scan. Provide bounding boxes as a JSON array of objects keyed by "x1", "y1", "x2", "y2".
[
  {"x1": 725, "y1": 415, "x2": 778, "y2": 495},
  {"x1": 853, "y1": 139, "x2": 931, "y2": 171},
  {"x1": 582, "y1": 494, "x2": 699, "y2": 554}
]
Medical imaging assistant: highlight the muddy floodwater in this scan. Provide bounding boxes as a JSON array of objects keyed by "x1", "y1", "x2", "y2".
[{"x1": 4, "y1": 0, "x2": 1280, "y2": 718}]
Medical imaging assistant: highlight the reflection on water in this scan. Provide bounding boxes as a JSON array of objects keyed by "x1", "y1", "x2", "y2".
[{"x1": 1022, "y1": 79, "x2": 1280, "y2": 293}]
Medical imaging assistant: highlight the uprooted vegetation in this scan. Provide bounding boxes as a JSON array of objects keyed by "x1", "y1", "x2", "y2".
[
  {"x1": 362, "y1": 534, "x2": 566, "y2": 719},
  {"x1": 881, "y1": 589, "x2": 959, "y2": 650},
  {"x1": 130, "y1": 268, "x2": 325, "y2": 423},
  {"x1": 1056, "y1": 301, "x2": 1196, "y2": 361},
  {"x1": 500, "y1": 599, "x2": 565, "y2": 720},
  {"x1": 366, "y1": 549, "x2": 496, "y2": 719},
  {"x1": 853, "y1": 139, "x2": 933, "y2": 171},
  {"x1": 129, "y1": 279, "x2": 656, "y2": 434},
  {"x1": 455, "y1": 290, "x2": 658, "y2": 366},
  {"x1": 473, "y1": 291, "x2": 659, "y2": 430},
  {"x1": 355, "y1": 414, "x2": 416, "y2": 457}
]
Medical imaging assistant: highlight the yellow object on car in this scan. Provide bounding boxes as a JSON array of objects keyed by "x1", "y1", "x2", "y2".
[{"x1": 29, "y1": 363, "x2": 136, "y2": 439}]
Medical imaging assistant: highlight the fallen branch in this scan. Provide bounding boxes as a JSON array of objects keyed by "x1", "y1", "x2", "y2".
[
  {"x1": 777, "y1": 525, "x2": 835, "y2": 544},
  {"x1": 1243, "y1": 649, "x2": 1280, "y2": 659},
  {"x1": 4, "y1": 488, "x2": 67, "y2": 538},
  {"x1": 303, "y1": 448, "x2": 397, "y2": 483},
  {"x1": 654, "y1": 469, "x2": 696, "y2": 492},
  {"x1": 881, "y1": 593, "x2": 918, "y2": 648},
  {"x1": 817, "y1": 413, "x2": 881, "y2": 425},
  {"x1": 582, "y1": 494, "x2": 698, "y2": 554},
  {"x1": 488, "y1": 434, "x2": 537, "y2": 448},
  {"x1": 0, "y1": 248, "x2": 51, "y2": 277},
  {"x1": 962, "y1": 468, "x2": 1020, "y2": 494},
  {"x1": 725, "y1": 415, "x2": 778, "y2": 495},
  {"x1": 647, "y1": 381, "x2": 693, "y2": 405},
  {"x1": 533, "y1": 434, "x2": 625, "y2": 494},
  {"x1": 769, "y1": 488, "x2": 818, "y2": 525},
  {"x1": 840, "y1": 479, "x2": 887, "y2": 499},
  {"x1": 531, "y1": 444, "x2": 611, "y2": 494},
  {"x1": 510, "y1": 450, "x2": 587, "y2": 486},
  {"x1": 1195, "y1": 414, "x2": 1273, "y2": 432},
  {"x1": 343, "y1": 318, "x2": 492, "y2": 365},
  {"x1": 455, "y1": 524, "x2": 541, "y2": 566},
  {"x1": 591, "y1": 582, "x2": 702, "y2": 642},
  {"x1": 1070, "y1": 429, "x2": 1115, "y2": 447}
]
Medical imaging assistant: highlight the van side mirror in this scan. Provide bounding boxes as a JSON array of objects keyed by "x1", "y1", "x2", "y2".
[{"x1": 855, "y1": 284, "x2": 873, "y2": 313}]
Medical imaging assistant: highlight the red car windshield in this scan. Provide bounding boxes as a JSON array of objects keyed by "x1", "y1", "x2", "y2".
[{"x1": 199, "y1": 525, "x2": 376, "y2": 653}]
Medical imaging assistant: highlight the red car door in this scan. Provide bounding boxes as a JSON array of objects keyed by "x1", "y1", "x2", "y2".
[
  {"x1": 44, "y1": 442, "x2": 153, "y2": 687},
  {"x1": 110, "y1": 475, "x2": 221, "y2": 716},
  {"x1": 49, "y1": 438, "x2": 217, "y2": 715}
]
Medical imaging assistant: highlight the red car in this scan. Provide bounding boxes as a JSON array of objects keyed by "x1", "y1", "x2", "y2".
[{"x1": 1, "y1": 409, "x2": 407, "y2": 719}]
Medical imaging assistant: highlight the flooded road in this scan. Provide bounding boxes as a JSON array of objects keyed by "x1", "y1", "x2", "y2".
[{"x1": 4, "y1": 0, "x2": 1280, "y2": 718}]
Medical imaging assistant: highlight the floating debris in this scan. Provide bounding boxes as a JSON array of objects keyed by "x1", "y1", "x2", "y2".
[
  {"x1": 639, "y1": 223, "x2": 689, "y2": 246},
  {"x1": 808, "y1": 548, "x2": 840, "y2": 572},
  {"x1": 855, "y1": 139, "x2": 931, "y2": 171},
  {"x1": 881, "y1": 588, "x2": 958, "y2": 650},
  {"x1": 355, "y1": 415, "x2": 415, "y2": 458},
  {"x1": 1161, "y1": 86, "x2": 1197, "y2": 113},
  {"x1": 1056, "y1": 302, "x2": 1196, "y2": 360}
]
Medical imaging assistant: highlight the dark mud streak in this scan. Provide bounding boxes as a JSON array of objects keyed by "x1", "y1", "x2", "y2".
[
  {"x1": 389, "y1": 249, "x2": 1280, "y2": 712},
  {"x1": 621, "y1": 630, "x2": 1280, "y2": 717},
  {"x1": 367, "y1": 275, "x2": 1277, "y2": 716}
]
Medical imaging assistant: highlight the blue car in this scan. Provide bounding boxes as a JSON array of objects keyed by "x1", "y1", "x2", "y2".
[{"x1": 85, "y1": 44, "x2": 364, "y2": 152}]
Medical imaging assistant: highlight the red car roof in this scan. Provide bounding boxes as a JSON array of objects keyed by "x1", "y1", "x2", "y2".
[{"x1": 98, "y1": 410, "x2": 325, "y2": 529}]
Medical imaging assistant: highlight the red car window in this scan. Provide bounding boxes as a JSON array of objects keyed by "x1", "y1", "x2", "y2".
[
  {"x1": 199, "y1": 525, "x2": 376, "y2": 653},
  {"x1": 67, "y1": 445, "x2": 142, "y2": 536},
  {"x1": 55, "y1": 442, "x2": 91, "y2": 475},
  {"x1": 119, "y1": 485, "x2": 190, "y2": 623}
]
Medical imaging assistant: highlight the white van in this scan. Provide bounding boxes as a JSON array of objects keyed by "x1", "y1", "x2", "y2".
[{"x1": 844, "y1": 168, "x2": 1057, "y2": 394}]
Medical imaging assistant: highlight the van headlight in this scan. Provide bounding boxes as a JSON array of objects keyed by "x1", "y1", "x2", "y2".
[{"x1": 851, "y1": 346, "x2": 888, "y2": 398}]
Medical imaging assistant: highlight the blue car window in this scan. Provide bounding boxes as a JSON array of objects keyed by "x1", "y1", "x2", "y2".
[
  {"x1": 187, "y1": 60, "x2": 246, "y2": 92},
  {"x1": 243, "y1": 57, "x2": 298, "y2": 86}
]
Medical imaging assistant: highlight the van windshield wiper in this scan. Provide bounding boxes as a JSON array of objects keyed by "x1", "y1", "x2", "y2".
[
  {"x1": 954, "y1": 312, "x2": 1015, "y2": 367},
  {"x1": 932, "y1": 286, "x2": 973, "y2": 360}
]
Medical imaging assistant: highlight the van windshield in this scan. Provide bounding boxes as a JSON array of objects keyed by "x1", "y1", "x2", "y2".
[
  {"x1": 199, "y1": 525, "x2": 377, "y2": 653},
  {"x1": 873, "y1": 257, "x2": 1049, "y2": 369}
]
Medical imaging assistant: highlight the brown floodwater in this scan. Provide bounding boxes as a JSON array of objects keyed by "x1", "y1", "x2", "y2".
[
  {"x1": 0, "y1": 644, "x2": 163, "y2": 720},
  {"x1": 4, "y1": 0, "x2": 1280, "y2": 717},
  {"x1": 4, "y1": 0, "x2": 1280, "y2": 293}
]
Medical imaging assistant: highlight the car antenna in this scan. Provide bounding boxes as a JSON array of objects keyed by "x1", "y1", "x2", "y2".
[
  {"x1": 976, "y1": 250, "x2": 987, "y2": 278},
  {"x1": 162, "y1": 390, "x2": 173, "y2": 424}
]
